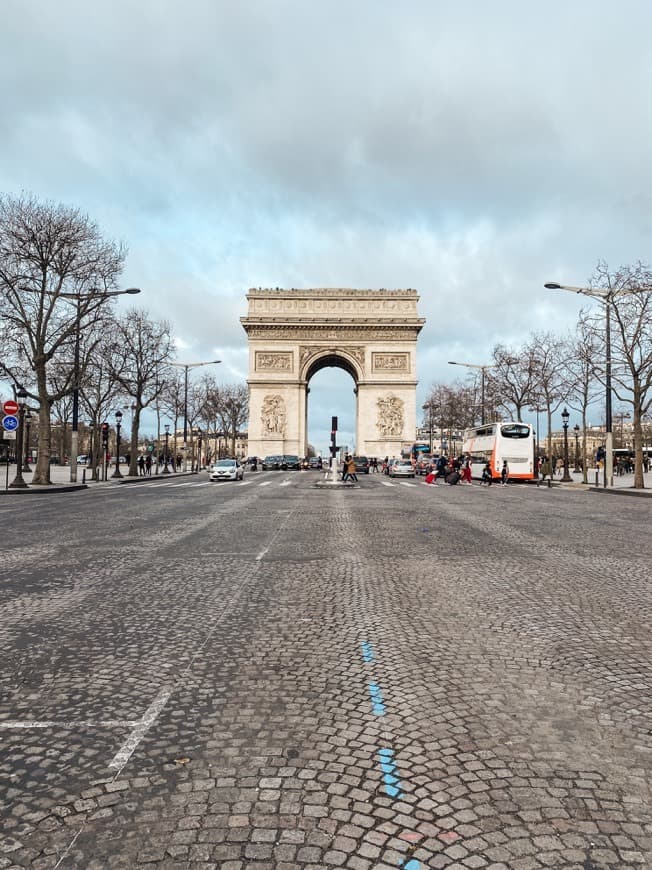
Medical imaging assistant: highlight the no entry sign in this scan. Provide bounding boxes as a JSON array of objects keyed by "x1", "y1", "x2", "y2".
[{"x1": 3, "y1": 400, "x2": 18, "y2": 415}]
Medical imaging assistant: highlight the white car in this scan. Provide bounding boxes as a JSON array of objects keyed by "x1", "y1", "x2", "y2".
[
  {"x1": 389, "y1": 459, "x2": 415, "y2": 478},
  {"x1": 209, "y1": 459, "x2": 244, "y2": 482}
]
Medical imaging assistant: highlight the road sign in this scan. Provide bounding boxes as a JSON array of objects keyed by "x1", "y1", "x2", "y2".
[
  {"x1": 3, "y1": 431, "x2": 16, "y2": 440},
  {"x1": 2, "y1": 415, "x2": 18, "y2": 432},
  {"x1": 3, "y1": 400, "x2": 18, "y2": 415}
]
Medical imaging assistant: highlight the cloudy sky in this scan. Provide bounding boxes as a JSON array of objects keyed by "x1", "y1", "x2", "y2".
[{"x1": 2, "y1": 1, "x2": 651, "y2": 451}]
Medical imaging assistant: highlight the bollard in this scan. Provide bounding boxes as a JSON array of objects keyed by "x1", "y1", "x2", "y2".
[
  {"x1": 82, "y1": 468, "x2": 86, "y2": 484},
  {"x1": 595, "y1": 468, "x2": 598, "y2": 487}
]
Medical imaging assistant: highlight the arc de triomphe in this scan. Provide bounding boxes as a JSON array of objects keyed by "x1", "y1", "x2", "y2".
[{"x1": 241, "y1": 288, "x2": 425, "y2": 458}]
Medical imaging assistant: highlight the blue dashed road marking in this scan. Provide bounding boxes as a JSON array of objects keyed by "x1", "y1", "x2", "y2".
[
  {"x1": 361, "y1": 641, "x2": 375, "y2": 662},
  {"x1": 401, "y1": 860, "x2": 421, "y2": 869},
  {"x1": 368, "y1": 682, "x2": 386, "y2": 716},
  {"x1": 377, "y1": 747, "x2": 404, "y2": 798}
]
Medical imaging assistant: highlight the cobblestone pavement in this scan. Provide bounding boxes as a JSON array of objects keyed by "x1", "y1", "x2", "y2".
[{"x1": 1, "y1": 472, "x2": 651, "y2": 869}]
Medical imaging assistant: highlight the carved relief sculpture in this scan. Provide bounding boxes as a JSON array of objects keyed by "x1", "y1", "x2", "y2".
[
  {"x1": 376, "y1": 396, "x2": 404, "y2": 437},
  {"x1": 255, "y1": 351, "x2": 293, "y2": 371},
  {"x1": 372, "y1": 352, "x2": 409, "y2": 371},
  {"x1": 261, "y1": 394, "x2": 287, "y2": 436}
]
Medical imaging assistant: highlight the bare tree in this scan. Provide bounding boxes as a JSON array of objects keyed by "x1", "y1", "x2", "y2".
[
  {"x1": 203, "y1": 383, "x2": 248, "y2": 458},
  {"x1": 490, "y1": 343, "x2": 537, "y2": 421},
  {"x1": 0, "y1": 194, "x2": 126, "y2": 483},
  {"x1": 528, "y1": 332, "x2": 571, "y2": 462},
  {"x1": 109, "y1": 309, "x2": 174, "y2": 476},
  {"x1": 586, "y1": 261, "x2": 652, "y2": 488}
]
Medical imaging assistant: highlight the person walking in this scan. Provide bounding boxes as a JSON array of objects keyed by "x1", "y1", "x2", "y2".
[
  {"x1": 346, "y1": 454, "x2": 358, "y2": 483},
  {"x1": 481, "y1": 461, "x2": 493, "y2": 486},
  {"x1": 137, "y1": 454, "x2": 145, "y2": 477},
  {"x1": 145, "y1": 454, "x2": 152, "y2": 476},
  {"x1": 540, "y1": 456, "x2": 552, "y2": 488},
  {"x1": 372, "y1": 457, "x2": 378, "y2": 473},
  {"x1": 501, "y1": 460, "x2": 509, "y2": 487},
  {"x1": 461, "y1": 458, "x2": 473, "y2": 485}
]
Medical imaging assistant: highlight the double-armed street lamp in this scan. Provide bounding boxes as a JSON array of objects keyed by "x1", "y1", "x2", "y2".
[
  {"x1": 561, "y1": 407, "x2": 572, "y2": 482},
  {"x1": 544, "y1": 280, "x2": 645, "y2": 488},
  {"x1": 447, "y1": 360, "x2": 494, "y2": 425},
  {"x1": 111, "y1": 410, "x2": 123, "y2": 478},
  {"x1": 168, "y1": 359, "x2": 221, "y2": 472}
]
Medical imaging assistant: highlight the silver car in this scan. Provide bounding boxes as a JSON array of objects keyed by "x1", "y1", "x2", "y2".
[
  {"x1": 388, "y1": 459, "x2": 415, "y2": 478},
  {"x1": 209, "y1": 459, "x2": 244, "y2": 482}
]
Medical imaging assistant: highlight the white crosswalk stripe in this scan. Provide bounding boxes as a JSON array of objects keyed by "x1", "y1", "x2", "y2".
[
  {"x1": 399, "y1": 481, "x2": 417, "y2": 487},
  {"x1": 259, "y1": 481, "x2": 272, "y2": 487},
  {"x1": 381, "y1": 481, "x2": 395, "y2": 487}
]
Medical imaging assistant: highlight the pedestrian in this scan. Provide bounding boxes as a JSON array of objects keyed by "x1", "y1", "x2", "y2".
[
  {"x1": 137, "y1": 455, "x2": 145, "y2": 476},
  {"x1": 461, "y1": 459, "x2": 472, "y2": 485},
  {"x1": 481, "y1": 462, "x2": 493, "y2": 486},
  {"x1": 145, "y1": 454, "x2": 152, "y2": 476},
  {"x1": 372, "y1": 457, "x2": 378, "y2": 473},
  {"x1": 382, "y1": 455, "x2": 389, "y2": 474},
  {"x1": 540, "y1": 456, "x2": 552, "y2": 488},
  {"x1": 346, "y1": 454, "x2": 358, "y2": 482},
  {"x1": 176, "y1": 454, "x2": 182, "y2": 471},
  {"x1": 501, "y1": 460, "x2": 509, "y2": 486}
]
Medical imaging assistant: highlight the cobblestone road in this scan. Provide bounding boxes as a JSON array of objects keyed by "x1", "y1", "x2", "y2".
[{"x1": 1, "y1": 473, "x2": 651, "y2": 869}]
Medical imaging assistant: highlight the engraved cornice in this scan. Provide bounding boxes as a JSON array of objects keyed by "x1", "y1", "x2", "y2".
[{"x1": 244, "y1": 325, "x2": 423, "y2": 341}]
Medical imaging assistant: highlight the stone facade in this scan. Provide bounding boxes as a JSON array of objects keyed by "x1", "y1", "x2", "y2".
[{"x1": 241, "y1": 288, "x2": 425, "y2": 458}]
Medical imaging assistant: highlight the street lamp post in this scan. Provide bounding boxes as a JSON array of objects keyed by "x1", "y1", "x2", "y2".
[
  {"x1": 544, "y1": 280, "x2": 646, "y2": 488},
  {"x1": 111, "y1": 410, "x2": 123, "y2": 478},
  {"x1": 22, "y1": 407, "x2": 32, "y2": 472},
  {"x1": 422, "y1": 402, "x2": 434, "y2": 454},
  {"x1": 448, "y1": 361, "x2": 494, "y2": 425},
  {"x1": 573, "y1": 424, "x2": 581, "y2": 473},
  {"x1": 9, "y1": 387, "x2": 29, "y2": 489},
  {"x1": 163, "y1": 424, "x2": 171, "y2": 474},
  {"x1": 169, "y1": 359, "x2": 221, "y2": 472},
  {"x1": 196, "y1": 428, "x2": 203, "y2": 471},
  {"x1": 66, "y1": 287, "x2": 141, "y2": 483},
  {"x1": 561, "y1": 407, "x2": 572, "y2": 482}
]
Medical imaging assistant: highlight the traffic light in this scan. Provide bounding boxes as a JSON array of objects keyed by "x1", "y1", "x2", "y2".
[
  {"x1": 101, "y1": 421, "x2": 109, "y2": 446},
  {"x1": 330, "y1": 416, "x2": 338, "y2": 458},
  {"x1": 331, "y1": 416, "x2": 338, "y2": 433}
]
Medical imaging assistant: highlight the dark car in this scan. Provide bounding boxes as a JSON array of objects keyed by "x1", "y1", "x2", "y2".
[
  {"x1": 262, "y1": 455, "x2": 283, "y2": 470},
  {"x1": 416, "y1": 454, "x2": 436, "y2": 475},
  {"x1": 353, "y1": 456, "x2": 370, "y2": 474},
  {"x1": 308, "y1": 457, "x2": 323, "y2": 470},
  {"x1": 282, "y1": 454, "x2": 301, "y2": 470}
]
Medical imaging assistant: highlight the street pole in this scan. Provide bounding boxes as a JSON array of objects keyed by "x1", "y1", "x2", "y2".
[
  {"x1": 604, "y1": 302, "x2": 613, "y2": 488},
  {"x1": 111, "y1": 410, "x2": 123, "y2": 478},
  {"x1": 22, "y1": 408, "x2": 32, "y2": 472},
  {"x1": 163, "y1": 425, "x2": 170, "y2": 474},
  {"x1": 9, "y1": 388, "x2": 28, "y2": 489},
  {"x1": 480, "y1": 367, "x2": 486, "y2": 425},
  {"x1": 573, "y1": 424, "x2": 580, "y2": 473},
  {"x1": 70, "y1": 297, "x2": 81, "y2": 483},
  {"x1": 561, "y1": 407, "x2": 572, "y2": 482},
  {"x1": 448, "y1": 361, "x2": 493, "y2": 426}
]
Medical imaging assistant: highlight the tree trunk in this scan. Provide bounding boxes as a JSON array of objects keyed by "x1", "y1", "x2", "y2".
[
  {"x1": 128, "y1": 406, "x2": 142, "y2": 477},
  {"x1": 581, "y1": 413, "x2": 588, "y2": 485},
  {"x1": 633, "y1": 384, "x2": 645, "y2": 489},
  {"x1": 32, "y1": 400, "x2": 53, "y2": 485}
]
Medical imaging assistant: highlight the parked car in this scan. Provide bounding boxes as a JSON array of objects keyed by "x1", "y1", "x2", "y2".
[
  {"x1": 353, "y1": 456, "x2": 370, "y2": 474},
  {"x1": 209, "y1": 459, "x2": 244, "y2": 481},
  {"x1": 389, "y1": 459, "x2": 415, "y2": 478},
  {"x1": 262, "y1": 455, "x2": 283, "y2": 470},
  {"x1": 282, "y1": 455, "x2": 301, "y2": 470},
  {"x1": 77, "y1": 454, "x2": 90, "y2": 465}
]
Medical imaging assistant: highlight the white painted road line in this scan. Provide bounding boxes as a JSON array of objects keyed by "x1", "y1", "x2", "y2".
[
  {"x1": 280, "y1": 480, "x2": 291, "y2": 486},
  {"x1": 0, "y1": 719, "x2": 139, "y2": 729},
  {"x1": 399, "y1": 481, "x2": 417, "y2": 487},
  {"x1": 108, "y1": 687, "x2": 172, "y2": 775},
  {"x1": 259, "y1": 481, "x2": 272, "y2": 487},
  {"x1": 381, "y1": 481, "x2": 395, "y2": 487}
]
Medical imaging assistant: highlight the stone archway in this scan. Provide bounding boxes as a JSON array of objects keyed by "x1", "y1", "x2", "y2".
[{"x1": 241, "y1": 288, "x2": 425, "y2": 458}]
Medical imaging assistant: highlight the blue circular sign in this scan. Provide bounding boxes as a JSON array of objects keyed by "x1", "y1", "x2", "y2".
[{"x1": 2, "y1": 415, "x2": 18, "y2": 432}]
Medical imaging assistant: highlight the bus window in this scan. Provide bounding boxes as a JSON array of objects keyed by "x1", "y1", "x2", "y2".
[{"x1": 501, "y1": 424, "x2": 531, "y2": 439}]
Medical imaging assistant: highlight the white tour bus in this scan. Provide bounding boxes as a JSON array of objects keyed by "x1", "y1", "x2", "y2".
[{"x1": 462, "y1": 422, "x2": 535, "y2": 481}]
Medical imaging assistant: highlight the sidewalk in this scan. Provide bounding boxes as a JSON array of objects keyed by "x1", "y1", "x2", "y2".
[
  {"x1": 1, "y1": 462, "x2": 199, "y2": 494},
  {"x1": 560, "y1": 467, "x2": 652, "y2": 497}
]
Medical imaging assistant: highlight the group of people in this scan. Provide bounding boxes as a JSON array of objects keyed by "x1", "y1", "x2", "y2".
[
  {"x1": 136, "y1": 453, "x2": 184, "y2": 475},
  {"x1": 423, "y1": 454, "x2": 510, "y2": 487},
  {"x1": 341, "y1": 454, "x2": 358, "y2": 482}
]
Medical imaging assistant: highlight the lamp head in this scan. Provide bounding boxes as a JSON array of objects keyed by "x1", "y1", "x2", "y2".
[
  {"x1": 544, "y1": 282, "x2": 562, "y2": 289},
  {"x1": 124, "y1": 288, "x2": 141, "y2": 295},
  {"x1": 16, "y1": 386, "x2": 27, "y2": 402},
  {"x1": 561, "y1": 407, "x2": 569, "y2": 424},
  {"x1": 165, "y1": 424, "x2": 170, "y2": 434},
  {"x1": 115, "y1": 410, "x2": 123, "y2": 422}
]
